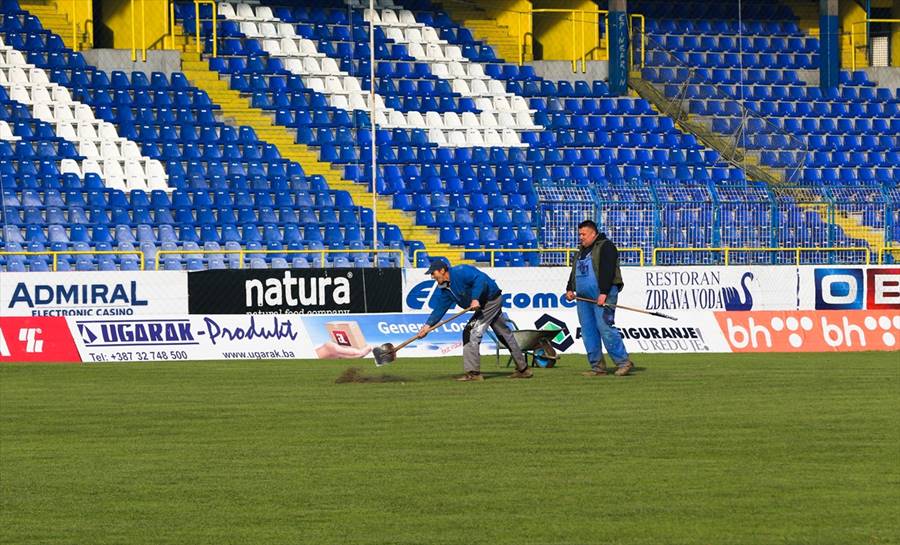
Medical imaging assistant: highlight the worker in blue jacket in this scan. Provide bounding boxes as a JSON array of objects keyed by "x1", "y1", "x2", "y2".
[{"x1": 417, "y1": 260, "x2": 533, "y2": 381}]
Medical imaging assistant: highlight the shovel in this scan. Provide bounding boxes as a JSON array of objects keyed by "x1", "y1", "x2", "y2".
[
  {"x1": 373, "y1": 306, "x2": 474, "y2": 366},
  {"x1": 574, "y1": 296, "x2": 678, "y2": 321}
]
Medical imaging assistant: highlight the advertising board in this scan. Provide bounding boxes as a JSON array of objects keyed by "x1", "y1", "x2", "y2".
[
  {"x1": 188, "y1": 268, "x2": 402, "y2": 315},
  {"x1": 404, "y1": 266, "x2": 805, "y2": 315},
  {"x1": 0, "y1": 317, "x2": 80, "y2": 363},
  {"x1": 401, "y1": 266, "x2": 800, "y2": 355},
  {"x1": 0, "y1": 272, "x2": 187, "y2": 317},
  {"x1": 800, "y1": 267, "x2": 900, "y2": 310},
  {"x1": 71, "y1": 314, "x2": 312, "y2": 363},
  {"x1": 715, "y1": 310, "x2": 900, "y2": 352}
]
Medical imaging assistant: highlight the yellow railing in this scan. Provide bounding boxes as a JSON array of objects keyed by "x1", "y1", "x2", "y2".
[
  {"x1": 503, "y1": 8, "x2": 645, "y2": 72},
  {"x1": 527, "y1": 8, "x2": 583, "y2": 73},
  {"x1": 520, "y1": 9, "x2": 645, "y2": 72},
  {"x1": 850, "y1": 19, "x2": 900, "y2": 71},
  {"x1": 169, "y1": 0, "x2": 176, "y2": 49},
  {"x1": 411, "y1": 247, "x2": 644, "y2": 267},
  {"x1": 71, "y1": 0, "x2": 93, "y2": 52},
  {"x1": 653, "y1": 247, "x2": 872, "y2": 266},
  {"x1": 154, "y1": 248, "x2": 404, "y2": 269},
  {"x1": 488, "y1": 247, "x2": 572, "y2": 267},
  {"x1": 630, "y1": 14, "x2": 646, "y2": 69},
  {"x1": 0, "y1": 250, "x2": 145, "y2": 271},
  {"x1": 129, "y1": 0, "x2": 148, "y2": 62},
  {"x1": 488, "y1": 247, "x2": 645, "y2": 267},
  {"x1": 879, "y1": 246, "x2": 899, "y2": 264},
  {"x1": 195, "y1": 0, "x2": 218, "y2": 57}
]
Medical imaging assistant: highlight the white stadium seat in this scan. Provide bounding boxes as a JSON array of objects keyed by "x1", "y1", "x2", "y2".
[
  {"x1": 217, "y1": 2, "x2": 236, "y2": 18},
  {"x1": 258, "y1": 22, "x2": 277, "y2": 38},
  {"x1": 0, "y1": 120, "x2": 19, "y2": 141},
  {"x1": 261, "y1": 39, "x2": 281, "y2": 55},
  {"x1": 98, "y1": 123, "x2": 119, "y2": 141},
  {"x1": 278, "y1": 37, "x2": 299, "y2": 56},
  {"x1": 425, "y1": 111, "x2": 444, "y2": 129},
  {"x1": 60, "y1": 158, "x2": 81, "y2": 175},
  {"x1": 236, "y1": 3, "x2": 259, "y2": 20},
  {"x1": 277, "y1": 23, "x2": 296, "y2": 38},
  {"x1": 240, "y1": 22, "x2": 260, "y2": 38}
]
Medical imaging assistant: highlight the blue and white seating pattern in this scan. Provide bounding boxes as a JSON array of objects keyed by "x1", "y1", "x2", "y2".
[
  {"x1": 174, "y1": 0, "x2": 761, "y2": 265},
  {"x1": 1, "y1": 1, "x2": 412, "y2": 271},
  {"x1": 1, "y1": 0, "x2": 896, "y2": 271}
]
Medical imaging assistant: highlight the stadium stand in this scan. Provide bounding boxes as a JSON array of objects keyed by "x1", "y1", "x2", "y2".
[
  {"x1": 0, "y1": 0, "x2": 897, "y2": 270},
  {"x1": 1, "y1": 1, "x2": 414, "y2": 270}
]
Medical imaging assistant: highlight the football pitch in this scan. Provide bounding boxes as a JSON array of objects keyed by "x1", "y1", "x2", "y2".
[{"x1": 1, "y1": 353, "x2": 897, "y2": 545}]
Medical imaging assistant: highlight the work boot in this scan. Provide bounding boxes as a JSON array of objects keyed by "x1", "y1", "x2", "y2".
[
  {"x1": 456, "y1": 372, "x2": 484, "y2": 382},
  {"x1": 581, "y1": 360, "x2": 608, "y2": 376},
  {"x1": 508, "y1": 367, "x2": 533, "y2": 379},
  {"x1": 614, "y1": 361, "x2": 634, "y2": 377}
]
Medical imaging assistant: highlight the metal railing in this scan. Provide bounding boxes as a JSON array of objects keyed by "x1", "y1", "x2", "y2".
[
  {"x1": 154, "y1": 248, "x2": 404, "y2": 269},
  {"x1": 194, "y1": 0, "x2": 218, "y2": 57},
  {"x1": 3, "y1": 246, "x2": 892, "y2": 270},
  {"x1": 411, "y1": 247, "x2": 645, "y2": 267},
  {"x1": 879, "y1": 246, "x2": 900, "y2": 264},
  {"x1": 0, "y1": 250, "x2": 145, "y2": 271},
  {"x1": 129, "y1": 0, "x2": 147, "y2": 61},
  {"x1": 640, "y1": 31, "x2": 810, "y2": 184},
  {"x1": 71, "y1": 0, "x2": 93, "y2": 52},
  {"x1": 850, "y1": 19, "x2": 900, "y2": 70},
  {"x1": 519, "y1": 8, "x2": 645, "y2": 72},
  {"x1": 169, "y1": 0, "x2": 177, "y2": 49},
  {"x1": 653, "y1": 247, "x2": 872, "y2": 266}
]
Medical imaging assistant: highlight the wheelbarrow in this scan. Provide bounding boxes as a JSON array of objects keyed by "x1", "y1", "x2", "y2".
[{"x1": 493, "y1": 329, "x2": 560, "y2": 368}]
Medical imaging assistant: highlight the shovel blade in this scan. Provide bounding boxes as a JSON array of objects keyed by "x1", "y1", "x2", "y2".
[{"x1": 373, "y1": 343, "x2": 396, "y2": 367}]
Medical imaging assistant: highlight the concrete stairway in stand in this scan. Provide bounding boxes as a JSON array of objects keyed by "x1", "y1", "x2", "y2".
[
  {"x1": 435, "y1": 0, "x2": 530, "y2": 63},
  {"x1": 19, "y1": 0, "x2": 91, "y2": 51}
]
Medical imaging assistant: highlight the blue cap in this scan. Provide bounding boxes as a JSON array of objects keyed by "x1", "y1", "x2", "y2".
[{"x1": 425, "y1": 259, "x2": 449, "y2": 275}]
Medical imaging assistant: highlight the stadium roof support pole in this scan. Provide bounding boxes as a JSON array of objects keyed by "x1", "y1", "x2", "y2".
[
  {"x1": 819, "y1": 0, "x2": 839, "y2": 89},
  {"x1": 369, "y1": 0, "x2": 378, "y2": 261},
  {"x1": 608, "y1": 0, "x2": 629, "y2": 96}
]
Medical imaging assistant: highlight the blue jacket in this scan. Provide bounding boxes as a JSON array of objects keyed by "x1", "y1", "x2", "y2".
[{"x1": 426, "y1": 265, "x2": 501, "y2": 326}]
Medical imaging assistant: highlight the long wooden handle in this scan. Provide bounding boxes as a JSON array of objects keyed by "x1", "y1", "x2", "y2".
[
  {"x1": 574, "y1": 296, "x2": 678, "y2": 321},
  {"x1": 394, "y1": 306, "x2": 474, "y2": 352}
]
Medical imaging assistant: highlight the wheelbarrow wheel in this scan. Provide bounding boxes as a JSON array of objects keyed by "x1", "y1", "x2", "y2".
[{"x1": 532, "y1": 340, "x2": 558, "y2": 368}]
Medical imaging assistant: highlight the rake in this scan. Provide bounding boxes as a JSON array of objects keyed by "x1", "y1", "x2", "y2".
[{"x1": 574, "y1": 296, "x2": 678, "y2": 321}]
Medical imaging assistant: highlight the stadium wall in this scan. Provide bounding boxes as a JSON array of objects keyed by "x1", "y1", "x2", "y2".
[{"x1": 1, "y1": 266, "x2": 898, "y2": 363}]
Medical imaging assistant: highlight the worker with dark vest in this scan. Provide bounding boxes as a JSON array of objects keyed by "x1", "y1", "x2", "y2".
[{"x1": 565, "y1": 220, "x2": 634, "y2": 376}]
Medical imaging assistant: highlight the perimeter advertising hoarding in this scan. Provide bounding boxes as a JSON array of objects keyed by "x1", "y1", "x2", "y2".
[
  {"x1": 0, "y1": 317, "x2": 80, "y2": 363},
  {"x1": 69, "y1": 313, "x2": 493, "y2": 363},
  {"x1": 0, "y1": 272, "x2": 187, "y2": 317},
  {"x1": 187, "y1": 268, "x2": 402, "y2": 315},
  {"x1": 66, "y1": 308, "x2": 900, "y2": 363},
  {"x1": 70, "y1": 314, "x2": 313, "y2": 363},
  {"x1": 403, "y1": 266, "x2": 803, "y2": 315},
  {"x1": 401, "y1": 266, "x2": 801, "y2": 355},
  {"x1": 799, "y1": 267, "x2": 900, "y2": 310},
  {"x1": 715, "y1": 310, "x2": 900, "y2": 352}
]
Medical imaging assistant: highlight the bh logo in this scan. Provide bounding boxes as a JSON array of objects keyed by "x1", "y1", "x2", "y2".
[{"x1": 815, "y1": 269, "x2": 863, "y2": 310}]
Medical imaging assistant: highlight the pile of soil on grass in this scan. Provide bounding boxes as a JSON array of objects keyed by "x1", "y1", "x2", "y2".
[{"x1": 335, "y1": 367, "x2": 409, "y2": 384}]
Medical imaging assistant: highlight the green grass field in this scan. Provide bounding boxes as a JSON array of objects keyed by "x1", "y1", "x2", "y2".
[{"x1": 2, "y1": 353, "x2": 898, "y2": 545}]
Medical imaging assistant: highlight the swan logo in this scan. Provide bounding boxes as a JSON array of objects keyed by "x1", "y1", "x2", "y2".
[
  {"x1": 721, "y1": 272, "x2": 755, "y2": 311},
  {"x1": 815, "y1": 269, "x2": 864, "y2": 310}
]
